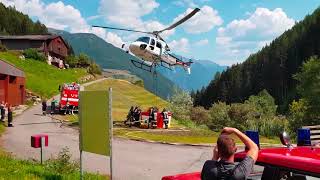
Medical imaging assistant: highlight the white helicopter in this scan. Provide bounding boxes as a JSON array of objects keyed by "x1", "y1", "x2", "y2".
[{"x1": 93, "y1": 8, "x2": 200, "y2": 74}]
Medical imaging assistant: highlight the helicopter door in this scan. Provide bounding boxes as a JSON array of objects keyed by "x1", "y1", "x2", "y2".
[
  {"x1": 155, "y1": 41, "x2": 162, "y2": 56},
  {"x1": 149, "y1": 38, "x2": 155, "y2": 51}
]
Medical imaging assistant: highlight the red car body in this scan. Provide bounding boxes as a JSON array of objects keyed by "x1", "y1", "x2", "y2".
[{"x1": 162, "y1": 146, "x2": 320, "y2": 179}]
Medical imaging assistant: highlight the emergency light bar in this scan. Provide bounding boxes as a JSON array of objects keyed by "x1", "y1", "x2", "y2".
[
  {"x1": 297, "y1": 128, "x2": 311, "y2": 146},
  {"x1": 245, "y1": 130, "x2": 260, "y2": 149}
]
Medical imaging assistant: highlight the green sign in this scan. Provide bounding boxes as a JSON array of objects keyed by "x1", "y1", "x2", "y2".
[{"x1": 79, "y1": 91, "x2": 110, "y2": 156}]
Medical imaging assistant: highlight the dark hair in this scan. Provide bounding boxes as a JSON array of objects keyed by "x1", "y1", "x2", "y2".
[{"x1": 217, "y1": 135, "x2": 236, "y2": 158}]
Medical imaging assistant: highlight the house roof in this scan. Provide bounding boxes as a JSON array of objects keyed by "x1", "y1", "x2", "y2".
[
  {"x1": 0, "y1": 35, "x2": 70, "y2": 50},
  {"x1": 0, "y1": 59, "x2": 25, "y2": 77},
  {"x1": 0, "y1": 35, "x2": 59, "y2": 41}
]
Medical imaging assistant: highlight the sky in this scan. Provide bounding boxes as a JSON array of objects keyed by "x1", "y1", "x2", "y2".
[{"x1": 1, "y1": 0, "x2": 320, "y2": 66}]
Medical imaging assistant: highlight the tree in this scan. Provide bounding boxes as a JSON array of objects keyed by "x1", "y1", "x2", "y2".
[
  {"x1": 294, "y1": 56, "x2": 320, "y2": 116},
  {"x1": 168, "y1": 88, "x2": 193, "y2": 121},
  {"x1": 245, "y1": 89, "x2": 277, "y2": 117}
]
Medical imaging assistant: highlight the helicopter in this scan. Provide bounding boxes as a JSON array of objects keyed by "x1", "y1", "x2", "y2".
[{"x1": 93, "y1": 8, "x2": 200, "y2": 74}]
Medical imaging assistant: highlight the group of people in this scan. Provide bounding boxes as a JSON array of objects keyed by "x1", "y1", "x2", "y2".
[
  {"x1": 41, "y1": 98, "x2": 75, "y2": 115},
  {"x1": 0, "y1": 101, "x2": 13, "y2": 127},
  {"x1": 126, "y1": 106, "x2": 170, "y2": 129}
]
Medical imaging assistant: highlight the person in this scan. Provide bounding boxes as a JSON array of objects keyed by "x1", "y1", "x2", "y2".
[
  {"x1": 7, "y1": 104, "x2": 13, "y2": 127},
  {"x1": 0, "y1": 101, "x2": 6, "y2": 122},
  {"x1": 134, "y1": 107, "x2": 141, "y2": 122},
  {"x1": 65, "y1": 100, "x2": 70, "y2": 115},
  {"x1": 201, "y1": 127, "x2": 259, "y2": 180},
  {"x1": 162, "y1": 108, "x2": 169, "y2": 129},
  {"x1": 42, "y1": 99, "x2": 47, "y2": 116},
  {"x1": 50, "y1": 98, "x2": 57, "y2": 115}
]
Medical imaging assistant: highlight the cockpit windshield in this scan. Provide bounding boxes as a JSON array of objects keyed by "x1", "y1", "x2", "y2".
[{"x1": 136, "y1": 37, "x2": 150, "y2": 44}]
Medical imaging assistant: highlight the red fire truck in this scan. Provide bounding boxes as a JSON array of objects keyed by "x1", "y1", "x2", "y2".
[
  {"x1": 162, "y1": 131, "x2": 320, "y2": 180},
  {"x1": 58, "y1": 83, "x2": 80, "y2": 113}
]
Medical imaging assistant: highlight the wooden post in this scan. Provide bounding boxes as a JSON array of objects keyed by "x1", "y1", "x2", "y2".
[{"x1": 109, "y1": 88, "x2": 113, "y2": 180}]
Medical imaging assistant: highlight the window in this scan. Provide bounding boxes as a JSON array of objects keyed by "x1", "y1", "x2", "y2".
[
  {"x1": 136, "y1": 37, "x2": 150, "y2": 44},
  {"x1": 156, "y1": 42, "x2": 162, "y2": 49},
  {"x1": 9, "y1": 76, "x2": 16, "y2": 84},
  {"x1": 150, "y1": 39, "x2": 155, "y2": 46}
]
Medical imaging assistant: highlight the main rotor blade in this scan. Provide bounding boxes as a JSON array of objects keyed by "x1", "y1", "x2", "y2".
[
  {"x1": 92, "y1": 25, "x2": 151, "y2": 34},
  {"x1": 157, "y1": 8, "x2": 200, "y2": 33}
]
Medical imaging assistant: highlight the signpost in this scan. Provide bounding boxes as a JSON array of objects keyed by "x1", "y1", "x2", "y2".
[
  {"x1": 31, "y1": 134, "x2": 48, "y2": 164},
  {"x1": 79, "y1": 88, "x2": 112, "y2": 179}
]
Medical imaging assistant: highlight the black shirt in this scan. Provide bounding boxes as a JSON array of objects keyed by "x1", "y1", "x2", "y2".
[{"x1": 201, "y1": 156, "x2": 254, "y2": 180}]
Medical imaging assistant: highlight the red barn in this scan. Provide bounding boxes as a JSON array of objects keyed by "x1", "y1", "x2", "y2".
[
  {"x1": 0, "y1": 35, "x2": 69, "y2": 68},
  {"x1": 0, "y1": 60, "x2": 25, "y2": 106}
]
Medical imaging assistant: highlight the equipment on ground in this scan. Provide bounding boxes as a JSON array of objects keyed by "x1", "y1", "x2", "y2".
[
  {"x1": 93, "y1": 8, "x2": 200, "y2": 74},
  {"x1": 58, "y1": 83, "x2": 80, "y2": 114},
  {"x1": 124, "y1": 107, "x2": 172, "y2": 129}
]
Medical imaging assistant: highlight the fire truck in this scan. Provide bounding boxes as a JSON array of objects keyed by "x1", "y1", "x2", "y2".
[
  {"x1": 58, "y1": 83, "x2": 80, "y2": 114},
  {"x1": 162, "y1": 130, "x2": 320, "y2": 180}
]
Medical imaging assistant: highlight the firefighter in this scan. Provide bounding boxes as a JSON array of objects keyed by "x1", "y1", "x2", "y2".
[
  {"x1": 0, "y1": 101, "x2": 6, "y2": 122},
  {"x1": 148, "y1": 107, "x2": 157, "y2": 128},
  {"x1": 7, "y1": 104, "x2": 13, "y2": 127},
  {"x1": 50, "y1": 98, "x2": 58, "y2": 115},
  {"x1": 42, "y1": 99, "x2": 47, "y2": 116},
  {"x1": 134, "y1": 107, "x2": 141, "y2": 122},
  {"x1": 65, "y1": 100, "x2": 70, "y2": 115},
  {"x1": 162, "y1": 108, "x2": 169, "y2": 129}
]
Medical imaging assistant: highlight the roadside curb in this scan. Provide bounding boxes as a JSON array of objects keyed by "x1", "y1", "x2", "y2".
[{"x1": 114, "y1": 136, "x2": 283, "y2": 148}]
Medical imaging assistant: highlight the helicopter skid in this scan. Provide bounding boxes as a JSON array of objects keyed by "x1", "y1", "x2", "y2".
[{"x1": 131, "y1": 59, "x2": 154, "y2": 72}]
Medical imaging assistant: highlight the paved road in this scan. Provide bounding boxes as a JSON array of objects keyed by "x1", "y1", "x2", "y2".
[{"x1": 1, "y1": 80, "x2": 213, "y2": 180}]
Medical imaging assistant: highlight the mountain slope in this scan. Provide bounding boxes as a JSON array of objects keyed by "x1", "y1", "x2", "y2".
[
  {"x1": 159, "y1": 57, "x2": 226, "y2": 91},
  {"x1": 49, "y1": 29, "x2": 177, "y2": 99},
  {"x1": 194, "y1": 7, "x2": 320, "y2": 111}
]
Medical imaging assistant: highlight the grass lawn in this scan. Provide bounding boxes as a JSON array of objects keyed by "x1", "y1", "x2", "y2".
[
  {"x1": 0, "y1": 51, "x2": 89, "y2": 98},
  {"x1": 114, "y1": 128, "x2": 280, "y2": 145},
  {"x1": 0, "y1": 153, "x2": 108, "y2": 180},
  {"x1": 85, "y1": 79, "x2": 169, "y2": 121}
]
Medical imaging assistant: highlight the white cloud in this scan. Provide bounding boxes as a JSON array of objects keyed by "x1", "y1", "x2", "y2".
[
  {"x1": 215, "y1": 8, "x2": 295, "y2": 66},
  {"x1": 98, "y1": 0, "x2": 158, "y2": 29},
  {"x1": 0, "y1": 0, "x2": 125, "y2": 48},
  {"x1": 173, "y1": 5, "x2": 223, "y2": 34},
  {"x1": 98, "y1": 0, "x2": 176, "y2": 41},
  {"x1": 168, "y1": 38, "x2": 190, "y2": 53},
  {"x1": 0, "y1": 0, "x2": 90, "y2": 33},
  {"x1": 173, "y1": 0, "x2": 197, "y2": 8},
  {"x1": 195, "y1": 39, "x2": 208, "y2": 46}
]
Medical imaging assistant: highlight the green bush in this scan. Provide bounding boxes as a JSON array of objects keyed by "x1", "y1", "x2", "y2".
[
  {"x1": 45, "y1": 147, "x2": 79, "y2": 174},
  {"x1": 190, "y1": 106, "x2": 210, "y2": 124},
  {"x1": 23, "y1": 48, "x2": 46, "y2": 62},
  {"x1": 65, "y1": 55, "x2": 78, "y2": 68},
  {"x1": 88, "y1": 62, "x2": 102, "y2": 75},
  {"x1": 168, "y1": 88, "x2": 193, "y2": 121},
  {"x1": 78, "y1": 53, "x2": 91, "y2": 67},
  {"x1": 0, "y1": 43, "x2": 7, "y2": 52},
  {"x1": 288, "y1": 99, "x2": 309, "y2": 134},
  {"x1": 205, "y1": 91, "x2": 287, "y2": 137},
  {"x1": 133, "y1": 79, "x2": 144, "y2": 87},
  {"x1": 208, "y1": 101, "x2": 231, "y2": 130}
]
